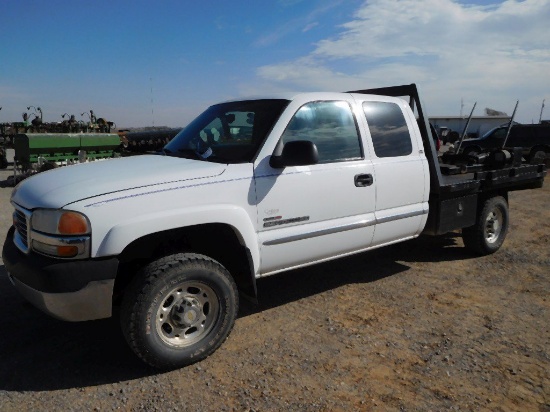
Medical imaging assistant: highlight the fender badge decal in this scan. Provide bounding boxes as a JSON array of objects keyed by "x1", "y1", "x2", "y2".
[{"x1": 263, "y1": 216, "x2": 309, "y2": 228}]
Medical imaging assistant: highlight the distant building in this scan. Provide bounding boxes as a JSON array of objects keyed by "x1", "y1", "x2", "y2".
[{"x1": 429, "y1": 116, "x2": 511, "y2": 138}]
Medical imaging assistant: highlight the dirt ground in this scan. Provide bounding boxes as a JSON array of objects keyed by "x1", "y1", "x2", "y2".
[{"x1": 0, "y1": 150, "x2": 548, "y2": 411}]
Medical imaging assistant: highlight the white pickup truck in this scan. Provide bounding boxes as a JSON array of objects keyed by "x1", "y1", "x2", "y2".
[{"x1": 3, "y1": 84, "x2": 546, "y2": 369}]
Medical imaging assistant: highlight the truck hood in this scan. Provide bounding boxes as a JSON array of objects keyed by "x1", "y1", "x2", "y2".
[{"x1": 11, "y1": 155, "x2": 226, "y2": 209}]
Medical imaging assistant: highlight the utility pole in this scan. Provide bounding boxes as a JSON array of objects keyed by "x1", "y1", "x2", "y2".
[
  {"x1": 459, "y1": 98, "x2": 464, "y2": 131},
  {"x1": 150, "y1": 77, "x2": 155, "y2": 127},
  {"x1": 539, "y1": 99, "x2": 545, "y2": 124}
]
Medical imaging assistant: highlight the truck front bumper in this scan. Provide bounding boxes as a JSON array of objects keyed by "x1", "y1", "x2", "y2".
[{"x1": 2, "y1": 227, "x2": 118, "y2": 321}]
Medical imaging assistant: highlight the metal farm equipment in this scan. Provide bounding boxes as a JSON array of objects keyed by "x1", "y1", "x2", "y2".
[
  {"x1": 119, "y1": 128, "x2": 181, "y2": 154},
  {"x1": 0, "y1": 108, "x2": 121, "y2": 183},
  {"x1": 2, "y1": 106, "x2": 181, "y2": 183},
  {"x1": 14, "y1": 133, "x2": 121, "y2": 173}
]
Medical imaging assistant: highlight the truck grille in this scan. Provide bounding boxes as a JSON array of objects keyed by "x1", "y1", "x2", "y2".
[{"x1": 13, "y1": 206, "x2": 31, "y2": 253}]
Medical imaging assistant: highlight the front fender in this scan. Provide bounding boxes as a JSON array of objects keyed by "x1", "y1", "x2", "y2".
[{"x1": 94, "y1": 204, "x2": 260, "y2": 274}]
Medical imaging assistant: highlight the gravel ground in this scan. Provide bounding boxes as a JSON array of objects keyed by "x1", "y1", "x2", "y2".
[{"x1": 0, "y1": 151, "x2": 548, "y2": 411}]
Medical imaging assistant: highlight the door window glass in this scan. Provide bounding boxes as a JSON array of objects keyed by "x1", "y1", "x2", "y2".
[
  {"x1": 281, "y1": 101, "x2": 362, "y2": 163},
  {"x1": 492, "y1": 128, "x2": 507, "y2": 139},
  {"x1": 363, "y1": 101, "x2": 413, "y2": 157}
]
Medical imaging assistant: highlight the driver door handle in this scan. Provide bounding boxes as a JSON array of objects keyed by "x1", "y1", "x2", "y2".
[{"x1": 355, "y1": 173, "x2": 373, "y2": 187}]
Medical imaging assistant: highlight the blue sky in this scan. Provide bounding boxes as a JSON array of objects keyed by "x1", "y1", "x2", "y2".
[{"x1": 1, "y1": 0, "x2": 548, "y2": 127}]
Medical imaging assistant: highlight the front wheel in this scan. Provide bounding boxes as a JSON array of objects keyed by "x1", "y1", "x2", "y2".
[
  {"x1": 462, "y1": 196, "x2": 509, "y2": 255},
  {"x1": 120, "y1": 253, "x2": 239, "y2": 370}
]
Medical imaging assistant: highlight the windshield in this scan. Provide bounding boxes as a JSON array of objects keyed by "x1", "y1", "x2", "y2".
[{"x1": 164, "y1": 99, "x2": 289, "y2": 163}]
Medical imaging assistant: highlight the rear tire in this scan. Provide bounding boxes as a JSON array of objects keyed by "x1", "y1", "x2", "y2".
[
  {"x1": 529, "y1": 148, "x2": 547, "y2": 165},
  {"x1": 462, "y1": 196, "x2": 509, "y2": 255},
  {"x1": 120, "y1": 253, "x2": 239, "y2": 370}
]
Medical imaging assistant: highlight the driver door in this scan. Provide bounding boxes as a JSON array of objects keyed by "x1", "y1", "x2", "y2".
[{"x1": 253, "y1": 97, "x2": 376, "y2": 275}]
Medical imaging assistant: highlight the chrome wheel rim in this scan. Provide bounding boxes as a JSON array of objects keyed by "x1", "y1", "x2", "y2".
[
  {"x1": 156, "y1": 281, "x2": 219, "y2": 347},
  {"x1": 484, "y1": 208, "x2": 503, "y2": 244}
]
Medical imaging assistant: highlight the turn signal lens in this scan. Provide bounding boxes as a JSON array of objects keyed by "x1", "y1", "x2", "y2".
[
  {"x1": 32, "y1": 241, "x2": 80, "y2": 258},
  {"x1": 56, "y1": 245, "x2": 79, "y2": 257},
  {"x1": 58, "y1": 212, "x2": 89, "y2": 235}
]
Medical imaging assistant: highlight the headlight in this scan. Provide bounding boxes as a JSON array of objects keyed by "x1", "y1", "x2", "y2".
[
  {"x1": 32, "y1": 210, "x2": 90, "y2": 235},
  {"x1": 30, "y1": 209, "x2": 91, "y2": 259}
]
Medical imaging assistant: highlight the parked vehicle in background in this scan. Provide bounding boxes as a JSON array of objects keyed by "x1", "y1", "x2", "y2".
[{"x1": 457, "y1": 123, "x2": 550, "y2": 164}]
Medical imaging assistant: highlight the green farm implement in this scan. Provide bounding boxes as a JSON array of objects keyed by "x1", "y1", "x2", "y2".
[{"x1": 13, "y1": 133, "x2": 121, "y2": 179}]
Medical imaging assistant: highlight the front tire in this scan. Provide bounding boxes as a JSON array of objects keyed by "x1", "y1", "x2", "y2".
[
  {"x1": 120, "y1": 253, "x2": 239, "y2": 370},
  {"x1": 462, "y1": 196, "x2": 509, "y2": 255}
]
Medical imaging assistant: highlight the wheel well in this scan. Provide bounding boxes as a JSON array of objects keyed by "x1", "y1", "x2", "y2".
[
  {"x1": 530, "y1": 145, "x2": 549, "y2": 154},
  {"x1": 470, "y1": 192, "x2": 508, "y2": 220},
  {"x1": 113, "y1": 223, "x2": 256, "y2": 304},
  {"x1": 479, "y1": 191, "x2": 508, "y2": 205}
]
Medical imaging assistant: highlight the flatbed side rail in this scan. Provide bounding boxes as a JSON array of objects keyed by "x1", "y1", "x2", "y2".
[{"x1": 475, "y1": 163, "x2": 546, "y2": 191}]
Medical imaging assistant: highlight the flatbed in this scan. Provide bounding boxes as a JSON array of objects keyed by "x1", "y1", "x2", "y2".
[{"x1": 349, "y1": 84, "x2": 546, "y2": 235}]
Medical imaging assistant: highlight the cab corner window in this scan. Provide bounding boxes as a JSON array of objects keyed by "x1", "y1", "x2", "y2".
[
  {"x1": 363, "y1": 101, "x2": 413, "y2": 158},
  {"x1": 281, "y1": 101, "x2": 362, "y2": 163}
]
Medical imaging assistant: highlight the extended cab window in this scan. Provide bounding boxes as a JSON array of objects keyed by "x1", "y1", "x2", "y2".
[
  {"x1": 281, "y1": 101, "x2": 362, "y2": 163},
  {"x1": 362, "y1": 101, "x2": 413, "y2": 158}
]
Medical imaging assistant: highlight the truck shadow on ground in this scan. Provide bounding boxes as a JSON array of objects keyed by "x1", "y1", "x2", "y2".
[
  {"x1": 247, "y1": 232, "x2": 468, "y2": 314},
  {"x1": 0, "y1": 233, "x2": 472, "y2": 391}
]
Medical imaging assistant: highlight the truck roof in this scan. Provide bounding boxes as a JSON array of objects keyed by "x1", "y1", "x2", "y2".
[{"x1": 218, "y1": 91, "x2": 405, "y2": 105}]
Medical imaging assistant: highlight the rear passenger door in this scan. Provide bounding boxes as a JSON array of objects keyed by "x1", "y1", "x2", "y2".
[{"x1": 359, "y1": 98, "x2": 429, "y2": 246}]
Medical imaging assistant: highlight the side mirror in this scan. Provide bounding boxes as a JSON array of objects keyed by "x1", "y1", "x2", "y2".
[{"x1": 270, "y1": 140, "x2": 319, "y2": 168}]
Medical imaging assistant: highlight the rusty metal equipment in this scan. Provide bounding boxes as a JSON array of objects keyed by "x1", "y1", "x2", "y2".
[
  {"x1": 119, "y1": 128, "x2": 181, "y2": 154},
  {"x1": 1, "y1": 108, "x2": 116, "y2": 143},
  {"x1": 1, "y1": 107, "x2": 119, "y2": 175}
]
